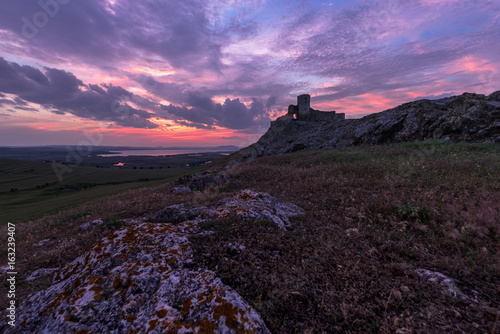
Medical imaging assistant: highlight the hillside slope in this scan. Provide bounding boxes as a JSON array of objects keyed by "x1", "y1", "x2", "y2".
[
  {"x1": 1, "y1": 141, "x2": 499, "y2": 333},
  {"x1": 252, "y1": 91, "x2": 500, "y2": 156}
]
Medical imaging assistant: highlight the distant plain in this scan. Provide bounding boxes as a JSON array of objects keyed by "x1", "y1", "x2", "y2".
[{"x1": 0, "y1": 146, "x2": 235, "y2": 223}]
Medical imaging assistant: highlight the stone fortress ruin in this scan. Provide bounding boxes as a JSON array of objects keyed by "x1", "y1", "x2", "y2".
[{"x1": 287, "y1": 94, "x2": 345, "y2": 121}]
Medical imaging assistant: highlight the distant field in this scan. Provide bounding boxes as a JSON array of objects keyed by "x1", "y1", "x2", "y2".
[{"x1": 0, "y1": 158, "x2": 187, "y2": 224}]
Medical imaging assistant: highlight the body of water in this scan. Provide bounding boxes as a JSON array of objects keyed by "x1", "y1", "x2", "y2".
[{"x1": 98, "y1": 149, "x2": 234, "y2": 157}]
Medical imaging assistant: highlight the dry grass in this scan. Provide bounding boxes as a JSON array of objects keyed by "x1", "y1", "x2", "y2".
[
  {"x1": 1, "y1": 140, "x2": 499, "y2": 333},
  {"x1": 192, "y1": 140, "x2": 500, "y2": 333}
]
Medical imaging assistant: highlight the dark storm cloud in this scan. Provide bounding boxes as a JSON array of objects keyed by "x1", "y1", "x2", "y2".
[
  {"x1": 265, "y1": 95, "x2": 277, "y2": 109},
  {"x1": 0, "y1": 56, "x2": 272, "y2": 131},
  {"x1": 161, "y1": 104, "x2": 219, "y2": 126},
  {"x1": 0, "y1": 1, "x2": 126, "y2": 66},
  {"x1": 122, "y1": 0, "x2": 223, "y2": 73},
  {"x1": 161, "y1": 95, "x2": 271, "y2": 130},
  {"x1": 177, "y1": 120, "x2": 216, "y2": 130},
  {"x1": 0, "y1": 58, "x2": 157, "y2": 128},
  {"x1": 0, "y1": 0, "x2": 224, "y2": 72}
]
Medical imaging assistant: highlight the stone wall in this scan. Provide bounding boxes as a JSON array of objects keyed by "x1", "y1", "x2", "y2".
[
  {"x1": 309, "y1": 109, "x2": 345, "y2": 121},
  {"x1": 287, "y1": 95, "x2": 344, "y2": 121}
]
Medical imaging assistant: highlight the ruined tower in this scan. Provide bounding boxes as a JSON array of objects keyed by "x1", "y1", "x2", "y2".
[
  {"x1": 297, "y1": 94, "x2": 310, "y2": 119},
  {"x1": 286, "y1": 94, "x2": 345, "y2": 121}
]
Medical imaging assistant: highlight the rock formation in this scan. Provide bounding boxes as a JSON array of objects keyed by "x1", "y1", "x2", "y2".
[
  {"x1": 252, "y1": 91, "x2": 500, "y2": 156},
  {"x1": 5, "y1": 187, "x2": 304, "y2": 333}
]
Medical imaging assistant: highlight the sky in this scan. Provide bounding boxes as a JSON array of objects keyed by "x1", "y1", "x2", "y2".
[{"x1": 0, "y1": 0, "x2": 499, "y2": 147}]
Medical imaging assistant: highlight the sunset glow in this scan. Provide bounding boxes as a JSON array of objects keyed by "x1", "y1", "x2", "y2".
[{"x1": 0, "y1": 0, "x2": 499, "y2": 147}]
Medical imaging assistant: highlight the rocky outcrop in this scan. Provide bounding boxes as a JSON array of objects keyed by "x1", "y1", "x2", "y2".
[
  {"x1": 416, "y1": 269, "x2": 478, "y2": 302},
  {"x1": 7, "y1": 190, "x2": 303, "y2": 333},
  {"x1": 175, "y1": 171, "x2": 227, "y2": 191},
  {"x1": 252, "y1": 91, "x2": 500, "y2": 156},
  {"x1": 151, "y1": 203, "x2": 207, "y2": 224},
  {"x1": 200, "y1": 189, "x2": 304, "y2": 230}
]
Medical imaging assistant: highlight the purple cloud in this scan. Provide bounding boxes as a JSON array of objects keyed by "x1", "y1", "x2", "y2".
[
  {"x1": 0, "y1": 0, "x2": 499, "y2": 146},
  {"x1": 0, "y1": 57, "x2": 157, "y2": 128}
]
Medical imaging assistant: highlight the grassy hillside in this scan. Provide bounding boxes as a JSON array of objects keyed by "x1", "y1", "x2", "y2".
[
  {"x1": 0, "y1": 158, "x2": 186, "y2": 223},
  {"x1": 195, "y1": 140, "x2": 500, "y2": 332},
  {"x1": 1, "y1": 140, "x2": 499, "y2": 332}
]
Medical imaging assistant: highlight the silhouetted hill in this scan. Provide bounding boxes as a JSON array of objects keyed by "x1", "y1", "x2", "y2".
[{"x1": 252, "y1": 91, "x2": 500, "y2": 156}]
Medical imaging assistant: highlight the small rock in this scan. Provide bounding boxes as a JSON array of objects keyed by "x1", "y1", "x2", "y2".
[
  {"x1": 79, "y1": 219, "x2": 104, "y2": 230},
  {"x1": 173, "y1": 186, "x2": 192, "y2": 194},
  {"x1": 416, "y1": 268, "x2": 475, "y2": 302},
  {"x1": 33, "y1": 238, "x2": 51, "y2": 247},
  {"x1": 26, "y1": 268, "x2": 59, "y2": 281},
  {"x1": 225, "y1": 243, "x2": 246, "y2": 254},
  {"x1": 345, "y1": 228, "x2": 360, "y2": 236}
]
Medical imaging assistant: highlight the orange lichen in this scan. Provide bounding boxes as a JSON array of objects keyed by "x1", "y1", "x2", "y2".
[
  {"x1": 147, "y1": 319, "x2": 158, "y2": 333},
  {"x1": 111, "y1": 276, "x2": 122, "y2": 289},
  {"x1": 75, "y1": 329, "x2": 90, "y2": 334},
  {"x1": 195, "y1": 317, "x2": 217, "y2": 334},
  {"x1": 213, "y1": 300, "x2": 240, "y2": 330},
  {"x1": 181, "y1": 298, "x2": 193, "y2": 315},
  {"x1": 156, "y1": 309, "x2": 168, "y2": 318},
  {"x1": 90, "y1": 284, "x2": 104, "y2": 301},
  {"x1": 115, "y1": 252, "x2": 129, "y2": 261},
  {"x1": 73, "y1": 288, "x2": 86, "y2": 300},
  {"x1": 43, "y1": 289, "x2": 71, "y2": 316},
  {"x1": 88, "y1": 275, "x2": 104, "y2": 285}
]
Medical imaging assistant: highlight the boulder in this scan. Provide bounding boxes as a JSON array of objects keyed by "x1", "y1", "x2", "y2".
[
  {"x1": 8, "y1": 222, "x2": 269, "y2": 334},
  {"x1": 151, "y1": 203, "x2": 207, "y2": 224},
  {"x1": 175, "y1": 171, "x2": 227, "y2": 191},
  {"x1": 202, "y1": 189, "x2": 305, "y2": 230},
  {"x1": 6, "y1": 189, "x2": 304, "y2": 333}
]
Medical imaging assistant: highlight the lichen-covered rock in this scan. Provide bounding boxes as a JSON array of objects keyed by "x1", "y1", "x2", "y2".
[
  {"x1": 176, "y1": 171, "x2": 227, "y2": 191},
  {"x1": 253, "y1": 91, "x2": 500, "y2": 156},
  {"x1": 202, "y1": 189, "x2": 305, "y2": 230},
  {"x1": 416, "y1": 268, "x2": 477, "y2": 302},
  {"x1": 8, "y1": 222, "x2": 269, "y2": 334},
  {"x1": 151, "y1": 203, "x2": 207, "y2": 224},
  {"x1": 7, "y1": 189, "x2": 303, "y2": 333}
]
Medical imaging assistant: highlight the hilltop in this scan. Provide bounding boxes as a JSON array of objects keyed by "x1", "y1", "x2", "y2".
[
  {"x1": 252, "y1": 91, "x2": 500, "y2": 156},
  {"x1": 1, "y1": 92, "x2": 500, "y2": 333}
]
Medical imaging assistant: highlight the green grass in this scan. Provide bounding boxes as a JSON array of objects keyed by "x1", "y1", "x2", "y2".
[{"x1": 0, "y1": 158, "x2": 185, "y2": 223}]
